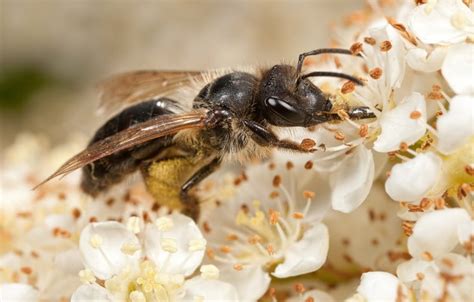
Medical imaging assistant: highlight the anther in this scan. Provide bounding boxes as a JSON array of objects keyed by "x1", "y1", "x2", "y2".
[
  {"x1": 369, "y1": 67, "x2": 383, "y2": 79},
  {"x1": 341, "y1": 81, "x2": 356, "y2": 94}
]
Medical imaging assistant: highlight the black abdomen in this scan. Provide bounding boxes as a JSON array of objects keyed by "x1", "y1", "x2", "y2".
[{"x1": 81, "y1": 99, "x2": 176, "y2": 195}]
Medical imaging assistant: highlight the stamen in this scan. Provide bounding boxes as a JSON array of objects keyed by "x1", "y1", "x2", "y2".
[
  {"x1": 155, "y1": 217, "x2": 174, "y2": 231},
  {"x1": 121, "y1": 242, "x2": 141, "y2": 255},
  {"x1": 200, "y1": 264, "x2": 219, "y2": 280},
  {"x1": 161, "y1": 238, "x2": 178, "y2": 253},
  {"x1": 78, "y1": 268, "x2": 96, "y2": 284},
  {"x1": 188, "y1": 238, "x2": 207, "y2": 252},
  {"x1": 127, "y1": 216, "x2": 141, "y2": 234},
  {"x1": 90, "y1": 234, "x2": 103, "y2": 248}
]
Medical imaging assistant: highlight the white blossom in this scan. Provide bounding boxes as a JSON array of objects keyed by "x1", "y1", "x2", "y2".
[{"x1": 71, "y1": 214, "x2": 238, "y2": 301}]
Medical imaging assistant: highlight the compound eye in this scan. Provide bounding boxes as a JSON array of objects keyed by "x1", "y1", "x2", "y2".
[{"x1": 264, "y1": 97, "x2": 306, "y2": 125}]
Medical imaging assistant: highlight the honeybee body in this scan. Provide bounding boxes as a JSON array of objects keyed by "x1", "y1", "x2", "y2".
[{"x1": 41, "y1": 49, "x2": 375, "y2": 220}]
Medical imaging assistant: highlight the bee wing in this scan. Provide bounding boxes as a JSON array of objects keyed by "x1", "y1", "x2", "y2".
[
  {"x1": 36, "y1": 110, "x2": 208, "y2": 188},
  {"x1": 97, "y1": 70, "x2": 205, "y2": 114}
]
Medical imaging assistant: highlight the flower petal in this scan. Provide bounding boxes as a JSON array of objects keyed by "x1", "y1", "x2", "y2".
[
  {"x1": 406, "y1": 46, "x2": 448, "y2": 73},
  {"x1": 183, "y1": 277, "x2": 239, "y2": 301},
  {"x1": 145, "y1": 213, "x2": 205, "y2": 277},
  {"x1": 79, "y1": 221, "x2": 141, "y2": 280},
  {"x1": 0, "y1": 283, "x2": 39, "y2": 302},
  {"x1": 357, "y1": 272, "x2": 406, "y2": 302},
  {"x1": 396, "y1": 258, "x2": 431, "y2": 282},
  {"x1": 408, "y1": 208, "x2": 470, "y2": 258},
  {"x1": 273, "y1": 223, "x2": 329, "y2": 278},
  {"x1": 408, "y1": 0, "x2": 474, "y2": 45},
  {"x1": 374, "y1": 92, "x2": 427, "y2": 152},
  {"x1": 329, "y1": 146, "x2": 374, "y2": 212},
  {"x1": 442, "y1": 43, "x2": 474, "y2": 95},
  {"x1": 219, "y1": 265, "x2": 271, "y2": 301},
  {"x1": 385, "y1": 152, "x2": 442, "y2": 202},
  {"x1": 71, "y1": 284, "x2": 110, "y2": 302},
  {"x1": 437, "y1": 95, "x2": 474, "y2": 154},
  {"x1": 457, "y1": 219, "x2": 474, "y2": 247}
]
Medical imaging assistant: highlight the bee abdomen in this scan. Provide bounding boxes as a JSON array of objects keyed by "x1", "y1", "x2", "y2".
[{"x1": 81, "y1": 99, "x2": 176, "y2": 196}]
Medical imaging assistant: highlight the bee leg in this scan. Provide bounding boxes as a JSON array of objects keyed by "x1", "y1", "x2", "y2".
[
  {"x1": 243, "y1": 120, "x2": 314, "y2": 152},
  {"x1": 180, "y1": 158, "x2": 221, "y2": 220}
]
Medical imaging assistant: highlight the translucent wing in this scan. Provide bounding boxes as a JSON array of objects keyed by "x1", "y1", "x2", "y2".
[
  {"x1": 36, "y1": 111, "x2": 207, "y2": 187},
  {"x1": 98, "y1": 70, "x2": 205, "y2": 114}
]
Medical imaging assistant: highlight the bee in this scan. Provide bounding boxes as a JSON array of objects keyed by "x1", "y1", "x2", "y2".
[{"x1": 38, "y1": 48, "x2": 374, "y2": 220}]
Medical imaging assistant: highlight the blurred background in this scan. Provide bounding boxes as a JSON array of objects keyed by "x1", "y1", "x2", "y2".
[{"x1": 0, "y1": 0, "x2": 364, "y2": 149}]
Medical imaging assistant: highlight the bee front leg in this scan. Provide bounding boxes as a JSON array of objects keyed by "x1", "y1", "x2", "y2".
[
  {"x1": 180, "y1": 158, "x2": 220, "y2": 220},
  {"x1": 243, "y1": 120, "x2": 315, "y2": 152}
]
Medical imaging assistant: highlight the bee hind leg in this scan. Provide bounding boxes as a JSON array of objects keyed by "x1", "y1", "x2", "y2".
[{"x1": 180, "y1": 158, "x2": 220, "y2": 221}]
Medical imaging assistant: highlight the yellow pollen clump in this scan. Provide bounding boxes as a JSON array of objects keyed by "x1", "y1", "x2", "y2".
[
  {"x1": 451, "y1": 12, "x2": 467, "y2": 29},
  {"x1": 90, "y1": 234, "x2": 103, "y2": 249},
  {"x1": 129, "y1": 291, "x2": 146, "y2": 302},
  {"x1": 337, "y1": 109, "x2": 350, "y2": 120},
  {"x1": 78, "y1": 269, "x2": 96, "y2": 284},
  {"x1": 127, "y1": 216, "x2": 141, "y2": 234},
  {"x1": 200, "y1": 264, "x2": 219, "y2": 280},
  {"x1": 161, "y1": 238, "x2": 178, "y2": 253},
  {"x1": 188, "y1": 238, "x2": 207, "y2": 252},
  {"x1": 155, "y1": 217, "x2": 174, "y2": 231},
  {"x1": 121, "y1": 242, "x2": 141, "y2": 255}
]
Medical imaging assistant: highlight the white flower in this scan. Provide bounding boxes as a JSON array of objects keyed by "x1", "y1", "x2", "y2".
[
  {"x1": 352, "y1": 272, "x2": 409, "y2": 302},
  {"x1": 442, "y1": 43, "x2": 474, "y2": 95},
  {"x1": 373, "y1": 92, "x2": 427, "y2": 152},
  {"x1": 406, "y1": 46, "x2": 448, "y2": 73},
  {"x1": 408, "y1": 0, "x2": 474, "y2": 45},
  {"x1": 385, "y1": 152, "x2": 442, "y2": 202},
  {"x1": 397, "y1": 209, "x2": 473, "y2": 301},
  {"x1": 202, "y1": 160, "x2": 330, "y2": 301},
  {"x1": 71, "y1": 214, "x2": 237, "y2": 301},
  {"x1": 437, "y1": 95, "x2": 474, "y2": 154},
  {"x1": 0, "y1": 283, "x2": 39, "y2": 302}
]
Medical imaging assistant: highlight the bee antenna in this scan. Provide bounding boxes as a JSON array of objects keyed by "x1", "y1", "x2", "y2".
[
  {"x1": 301, "y1": 71, "x2": 364, "y2": 86},
  {"x1": 294, "y1": 48, "x2": 362, "y2": 87}
]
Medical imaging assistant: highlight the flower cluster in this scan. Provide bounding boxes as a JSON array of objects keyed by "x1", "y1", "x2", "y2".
[{"x1": 1, "y1": 1, "x2": 473, "y2": 301}]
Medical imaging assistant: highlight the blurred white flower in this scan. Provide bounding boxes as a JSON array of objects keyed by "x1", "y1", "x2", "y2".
[
  {"x1": 71, "y1": 214, "x2": 238, "y2": 301},
  {"x1": 0, "y1": 283, "x2": 39, "y2": 302},
  {"x1": 408, "y1": 0, "x2": 474, "y2": 45},
  {"x1": 437, "y1": 94, "x2": 474, "y2": 154},
  {"x1": 349, "y1": 271, "x2": 409, "y2": 302},
  {"x1": 397, "y1": 209, "x2": 473, "y2": 301}
]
